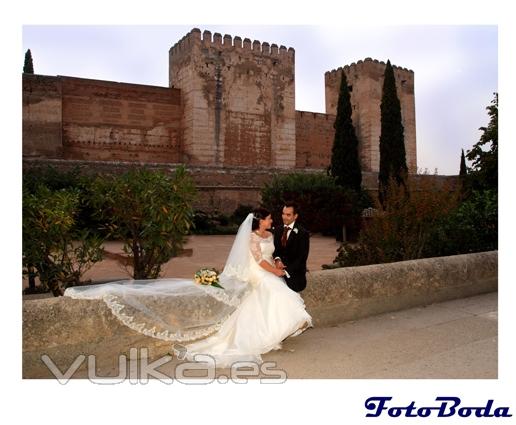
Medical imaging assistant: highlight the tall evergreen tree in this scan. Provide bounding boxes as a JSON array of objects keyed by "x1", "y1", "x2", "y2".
[
  {"x1": 459, "y1": 148, "x2": 468, "y2": 199},
  {"x1": 378, "y1": 60, "x2": 408, "y2": 207},
  {"x1": 24, "y1": 49, "x2": 34, "y2": 74},
  {"x1": 330, "y1": 70, "x2": 362, "y2": 193},
  {"x1": 466, "y1": 92, "x2": 498, "y2": 192},
  {"x1": 459, "y1": 149, "x2": 467, "y2": 176}
]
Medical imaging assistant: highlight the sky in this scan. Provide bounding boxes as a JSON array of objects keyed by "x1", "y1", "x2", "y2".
[{"x1": 22, "y1": 24, "x2": 497, "y2": 176}]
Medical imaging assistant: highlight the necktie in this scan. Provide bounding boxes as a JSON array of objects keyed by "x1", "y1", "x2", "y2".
[{"x1": 281, "y1": 226, "x2": 289, "y2": 247}]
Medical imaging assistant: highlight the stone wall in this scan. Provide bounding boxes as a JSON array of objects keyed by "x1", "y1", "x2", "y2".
[
  {"x1": 23, "y1": 31, "x2": 420, "y2": 174},
  {"x1": 23, "y1": 158, "x2": 458, "y2": 214},
  {"x1": 325, "y1": 58, "x2": 417, "y2": 173},
  {"x1": 23, "y1": 74, "x2": 183, "y2": 163},
  {"x1": 22, "y1": 251, "x2": 497, "y2": 378},
  {"x1": 22, "y1": 158, "x2": 294, "y2": 213},
  {"x1": 23, "y1": 74, "x2": 63, "y2": 158},
  {"x1": 169, "y1": 28, "x2": 296, "y2": 168},
  {"x1": 295, "y1": 111, "x2": 336, "y2": 169}
]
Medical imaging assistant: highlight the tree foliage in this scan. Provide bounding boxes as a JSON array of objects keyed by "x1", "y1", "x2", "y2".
[
  {"x1": 330, "y1": 71, "x2": 362, "y2": 193},
  {"x1": 23, "y1": 185, "x2": 104, "y2": 296},
  {"x1": 24, "y1": 49, "x2": 34, "y2": 74},
  {"x1": 261, "y1": 172, "x2": 371, "y2": 240},
  {"x1": 465, "y1": 92, "x2": 498, "y2": 192},
  {"x1": 89, "y1": 166, "x2": 196, "y2": 279},
  {"x1": 378, "y1": 60, "x2": 408, "y2": 207}
]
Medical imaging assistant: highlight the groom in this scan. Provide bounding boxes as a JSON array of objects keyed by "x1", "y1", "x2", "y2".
[{"x1": 273, "y1": 201, "x2": 310, "y2": 292}]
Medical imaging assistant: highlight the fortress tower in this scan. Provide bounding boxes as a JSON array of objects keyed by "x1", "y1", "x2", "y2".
[
  {"x1": 325, "y1": 58, "x2": 417, "y2": 173},
  {"x1": 169, "y1": 28, "x2": 296, "y2": 168}
]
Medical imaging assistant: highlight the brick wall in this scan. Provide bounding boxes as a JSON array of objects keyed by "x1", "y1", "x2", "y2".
[
  {"x1": 22, "y1": 74, "x2": 183, "y2": 163},
  {"x1": 60, "y1": 77, "x2": 182, "y2": 163},
  {"x1": 23, "y1": 74, "x2": 63, "y2": 158},
  {"x1": 295, "y1": 111, "x2": 335, "y2": 169}
]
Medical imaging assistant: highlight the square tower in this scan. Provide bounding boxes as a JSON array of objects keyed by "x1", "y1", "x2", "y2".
[
  {"x1": 169, "y1": 28, "x2": 296, "y2": 168},
  {"x1": 325, "y1": 58, "x2": 417, "y2": 173}
]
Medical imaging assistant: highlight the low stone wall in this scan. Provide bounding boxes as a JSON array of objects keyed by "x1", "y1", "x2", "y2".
[
  {"x1": 22, "y1": 251, "x2": 497, "y2": 378},
  {"x1": 303, "y1": 251, "x2": 497, "y2": 326}
]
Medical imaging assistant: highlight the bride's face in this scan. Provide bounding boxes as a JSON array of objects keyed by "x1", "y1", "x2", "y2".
[{"x1": 260, "y1": 214, "x2": 273, "y2": 231}]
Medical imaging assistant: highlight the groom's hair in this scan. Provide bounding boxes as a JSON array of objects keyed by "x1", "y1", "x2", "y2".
[
  {"x1": 283, "y1": 200, "x2": 299, "y2": 215},
  {"x1": 251, "y1": 207, "x2": 271, "y2": 230}
]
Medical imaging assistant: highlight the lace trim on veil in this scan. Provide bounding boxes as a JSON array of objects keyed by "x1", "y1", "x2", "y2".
[{"x1": 102, "y1": 294, "x2": 230, "y2": 342}]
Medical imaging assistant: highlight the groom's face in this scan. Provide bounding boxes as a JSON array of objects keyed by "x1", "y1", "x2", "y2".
[{"x1": 282, "y1": 206, "x2": 298, "y2": 226}]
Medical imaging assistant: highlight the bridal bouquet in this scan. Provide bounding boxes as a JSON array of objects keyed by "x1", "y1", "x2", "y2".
[{"x1": 194, "y1": 268, "x2": 224, "y2": 289}]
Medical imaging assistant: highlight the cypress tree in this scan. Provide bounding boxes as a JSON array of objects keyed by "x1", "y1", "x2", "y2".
[
  {"x1": 459, "y1": 149, "x2": 467, "y2": 176},
  {"x1": 459, "y1": 148, "x2": 468, "y2": 199},
  {"x1": 378, "y1": 60, "x2": 408, "y2": 207},
  {"x1": 330, "y1": 70, "x2": 362, "y2": 193},
  {"x1": 24, "y1": 49, "x2": 34, "y2": 74}
]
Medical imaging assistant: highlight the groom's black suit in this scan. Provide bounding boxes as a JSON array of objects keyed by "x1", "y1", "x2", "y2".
[{"x1": 272, "y1": 223, "x2": 310, "y2": 292}]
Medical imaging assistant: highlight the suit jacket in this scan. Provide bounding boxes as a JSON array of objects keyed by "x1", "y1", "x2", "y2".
[{"x1": 273, "y1": 223, "x2": 310, "y2": 292}]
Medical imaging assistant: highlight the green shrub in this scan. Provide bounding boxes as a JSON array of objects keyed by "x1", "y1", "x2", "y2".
[
  {"x1": 88, "y1": 166, "x2": 196, "y2": 279},
  {"x1": 261, "y1": 172, "x2": 369, "y2": 239},
  {"x1": 22, "y1": 185, "x2": 104, "y2": 296},
  {"x1": 423, "y1": 189, "x2": 497, "y2": 257},
  {"x1": 191, "y1": 210, "x2": 239, "y2": 235},
  {"x1": 230, "y1": 204, "x2": 254, "y2": 225},
  {"x1": 23, "y1": 165, "x2": 106, "y2": 238},
  {"x1": 332, "y1": 177, "x2": 460, "y2": 267}
]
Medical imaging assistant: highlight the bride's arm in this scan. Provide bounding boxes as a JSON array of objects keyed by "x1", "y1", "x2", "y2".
[
  {"x1": 258, "y1": 258, "x2": 285, "y2": 276},
  {"x1": 250, "y1": 234, "x2": 285, "y2": 277}
]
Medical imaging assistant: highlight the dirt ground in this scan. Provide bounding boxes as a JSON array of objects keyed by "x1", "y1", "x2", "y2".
[{"x1": 22, "y1": 234, "x2": 341, "y2": 290}]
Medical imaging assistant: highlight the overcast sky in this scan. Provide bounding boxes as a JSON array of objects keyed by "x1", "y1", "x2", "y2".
[{"x1": 22, "y1": 25, "x2": 497, "y2": 175}]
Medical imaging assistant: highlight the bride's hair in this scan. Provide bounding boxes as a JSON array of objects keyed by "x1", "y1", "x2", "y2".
[{"x1": 251, "y1": 207, "x2": 271, "y2": 230}]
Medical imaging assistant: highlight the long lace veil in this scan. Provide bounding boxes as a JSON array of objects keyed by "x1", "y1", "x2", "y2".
[{"x1": 64, "y1": 214, "x2": 254, "y2": 343}]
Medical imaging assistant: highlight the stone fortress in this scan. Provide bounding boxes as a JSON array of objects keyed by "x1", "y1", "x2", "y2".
[{"x1": 23, "y1": 28, "x2": 419, "y2": 210}]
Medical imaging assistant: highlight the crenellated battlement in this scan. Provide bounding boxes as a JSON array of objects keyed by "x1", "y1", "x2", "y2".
[
  {"x1": 324, "y1": 57, "x2": 413, "y2": 82},
  {"x1": 170, "y1": 28, "x2": 295, "y2": 59},
  {"x1": 169, "y1": 28, "x2": 296, "y2": 169},
  {"x1": 323, "y1": 57, "x2": 417, "y2": 174}
]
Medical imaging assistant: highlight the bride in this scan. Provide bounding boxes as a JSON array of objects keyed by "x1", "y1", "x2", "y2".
[{"x1": 65, "y1": 208, "x2": 312, "y2": 367}]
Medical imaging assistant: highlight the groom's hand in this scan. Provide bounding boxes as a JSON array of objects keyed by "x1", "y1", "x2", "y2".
[{"x1": 274, "y1": 259, "x2": 286, "y2": 270}]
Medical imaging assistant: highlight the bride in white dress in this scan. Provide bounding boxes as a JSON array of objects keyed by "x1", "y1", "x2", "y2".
[
  {"x1": 65, "y1": 208, "x2": 312, "y2": 368},
  {"x1": 184, "y1": 208, "x2": 312, "y2": 366}
]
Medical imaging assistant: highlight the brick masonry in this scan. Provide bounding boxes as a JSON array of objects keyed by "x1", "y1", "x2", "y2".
[
  {"x1": 23, "y1": 29, "x2": 419, "y2": 175},
  {"x1": 24, "y1": 75, "x2": 182, "y2": 163},
  {"x1": 325, "y1": 58, "x2": 417, "y2": 173},
  {"x1": 23, "y1": 29, "x2": 432, "y2": 212}
]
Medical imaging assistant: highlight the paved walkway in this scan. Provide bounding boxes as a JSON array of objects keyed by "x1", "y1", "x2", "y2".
[
  {"x1": 66, "y1": 292, "x2": 497, "y2": 380},
  {"x1": 158, "y1": 292, "x2": 498, "y2": 379},
  {"x1": 23, "y1": 234, "x2": 341, "y2": 289}
]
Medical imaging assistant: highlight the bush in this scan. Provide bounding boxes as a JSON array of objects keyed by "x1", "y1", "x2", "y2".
[
  {"x1": 423, "y1": 189, "x2": 497, "y2": 257},
  {"x1": 88, "y1": 166, "x2": 196, "y2": 279},
  {"x1": 23, "y1": 165, "x2": 106, "y2": 238},
  {"x1": 191, "y1": 210, "x2": 239, "y2": 235},
  {"x1": 230, "y1": 204, "x2": 254, "y2": 225},
  {"x1": 22, "y1": 185, "x2": 104, "y2": 296},
  {"x1": 261, "y1": 172, "x2": 369, "y2": 239},
  {"x1": 332, "y1": 177, "x2": 460, "y2": 267}
]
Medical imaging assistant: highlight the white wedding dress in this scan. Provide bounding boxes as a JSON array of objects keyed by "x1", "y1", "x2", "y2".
[
  {"x1": 184, "y1": 230, "x2": 312, "y2": 366},
  {"x1": 65, "y1": 213, "x2": 312, "y2": 368}
]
